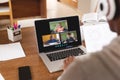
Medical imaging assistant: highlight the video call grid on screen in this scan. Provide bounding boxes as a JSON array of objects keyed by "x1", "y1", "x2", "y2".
[{"x1": 35, "y1": 16, "x2": 82, "y2": 52}]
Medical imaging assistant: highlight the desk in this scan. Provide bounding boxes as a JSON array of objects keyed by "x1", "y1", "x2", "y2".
[{"x1": 0, "y1": 27, "x2": 62, "y2": 80}]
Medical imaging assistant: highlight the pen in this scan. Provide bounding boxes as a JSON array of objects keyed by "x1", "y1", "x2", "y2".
[
  {"x1": 10, "y1": 27, "x2": 14, "y2": 31},
  {"x1": 18, "y1": 25, "x2": 21, "y2": 29},
  {"x1": 13, "y1": 23, "x2": 18, "y2": 29}
]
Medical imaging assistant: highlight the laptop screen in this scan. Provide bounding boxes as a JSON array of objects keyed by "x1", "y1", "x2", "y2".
[{"x1": 35, "y1": 16, "x2": 82, "y2": 52}]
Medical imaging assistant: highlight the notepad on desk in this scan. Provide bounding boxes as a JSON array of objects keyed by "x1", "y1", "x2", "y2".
[
  {"x1": 0, "y1": 73, "x2": 5, "y2": 80},
  {"x1": 0, "y1": 42, "x2": 26, "y2": 61}
]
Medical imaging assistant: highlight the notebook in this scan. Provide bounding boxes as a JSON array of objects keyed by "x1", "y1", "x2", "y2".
[{"x1": 34, "y1": 16, "x2": 86, "y2": 73}]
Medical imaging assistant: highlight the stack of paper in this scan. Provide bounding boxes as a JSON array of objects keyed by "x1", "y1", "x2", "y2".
[
  {"x1": 81, "y1": 13, "x2": 98, "y2": 23},
  {"x1": 0, "y1": 73, "x2": 4, "y2": 80},
  {"x1": 82, "y1": 22, "x2": 117, "y2": 53},
  {"x1": 81, "y1": 12, "x2": 107, "y2": 25},
  {"x1": 0, "y1": 42, "x2": 26, "y2": 61}
]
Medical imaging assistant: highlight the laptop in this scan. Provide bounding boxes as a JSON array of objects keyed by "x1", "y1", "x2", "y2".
[{"x1": 35, "y1": 16, "x2": 86, "y2": 73}]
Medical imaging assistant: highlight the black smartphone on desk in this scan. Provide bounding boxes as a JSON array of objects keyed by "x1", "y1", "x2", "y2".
[{"x1": 18, "y1": 66, "x2": 32, "y2": 80}]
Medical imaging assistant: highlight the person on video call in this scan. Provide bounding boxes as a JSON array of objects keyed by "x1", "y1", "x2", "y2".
[
  {"x1": 45, "y1": 35, "x2": 59, "y2": 45},
  {"x1": 57, "y1": 0, "x2": 120, "y2": 80},
  {"x1": 66, "y1": 32, "x2": 76, "y2": 43},
  {"x1": 55, "y1": 23, "x2": 65, "y2": 32}
]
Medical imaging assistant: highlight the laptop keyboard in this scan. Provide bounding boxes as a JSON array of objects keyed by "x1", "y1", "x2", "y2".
[{"x1": 47, "y1": 48, "x2": 85, "y2": 61}]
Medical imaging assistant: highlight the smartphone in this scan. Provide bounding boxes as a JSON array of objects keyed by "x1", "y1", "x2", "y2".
[{"x1": 18, "y1": 66, "x2": 32, "y2": 80}]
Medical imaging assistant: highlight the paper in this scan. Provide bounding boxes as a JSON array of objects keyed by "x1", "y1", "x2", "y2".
[
  {"x1": 82, "y1": 22, "x2": 117, "y2": 53},
  {"x1": 82, "y1": 13, "x2": 98, "y2": 23},
  {"x1": 81, "y1": 12, "x2": 107, "y2": 24},
  {"x1": 0, "y1": 42, "x2": 26, "y2": 61},
  {"x1": 0, "y1": 73, "x2": 4, "y2": 80}
]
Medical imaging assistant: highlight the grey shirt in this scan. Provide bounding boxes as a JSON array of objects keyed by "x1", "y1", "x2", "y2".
[{"x1": 58, "y1": 36, "x2": 120, "y2": 80}]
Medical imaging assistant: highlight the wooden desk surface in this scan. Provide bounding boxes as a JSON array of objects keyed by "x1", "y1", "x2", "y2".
[{"x1": 0, "y1": 27, "x2": 62, "y2": 80}]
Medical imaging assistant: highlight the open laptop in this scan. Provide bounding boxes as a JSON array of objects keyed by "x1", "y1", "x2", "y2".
[{"x1": 35, "y1": 16, "x2": 86, "y2": 73}]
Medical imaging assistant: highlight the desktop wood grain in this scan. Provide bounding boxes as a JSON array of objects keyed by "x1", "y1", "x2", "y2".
[{"x1": 0, "y1": 27, "x2": 62, "y2": 80}]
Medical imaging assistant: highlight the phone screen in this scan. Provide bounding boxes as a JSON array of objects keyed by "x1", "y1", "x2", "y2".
[{"x1": 18, "y1": 66, "x2": 32, "y2": 80}]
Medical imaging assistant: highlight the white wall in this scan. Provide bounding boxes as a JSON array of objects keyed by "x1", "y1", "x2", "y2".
[
  {"x1": 78, "y1": 0, "x2": 91, "y2": 14},
  {"x1": 90, "y1": 0, "x2": 99, "y2": 12},
  {"x1": 78, "y1": 0, "x2": 99, "y2": 13}
]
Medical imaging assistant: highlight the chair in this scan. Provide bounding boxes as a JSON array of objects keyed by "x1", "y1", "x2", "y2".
[{"x1": 0, "y1": 0, "x2": 13, "y2": 25}]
